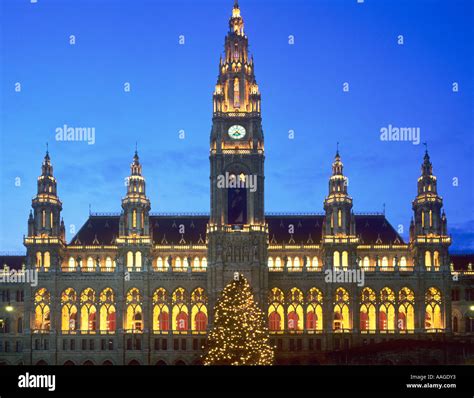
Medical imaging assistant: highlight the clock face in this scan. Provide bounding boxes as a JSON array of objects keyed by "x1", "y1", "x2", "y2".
[{"x1": 228, "y1": 125, "x2": 246, "y2": 140}]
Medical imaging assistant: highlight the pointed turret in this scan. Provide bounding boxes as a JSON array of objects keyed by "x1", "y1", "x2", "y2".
[
  {"x1": 119, "y1": 149, "x2": 151, "y2": 237},
  {"x1": 30, "y1": 149, "x2": 63, "y2": 237},
  {"x1": 412, "y1": 148, "x2": 444, "y2": 236},
  {"x1": 410, "y1": 147, "x2": 450, "y2": 271},
  {"x1": 323, "y1": 148, "x2": 354, "y2": 236}
]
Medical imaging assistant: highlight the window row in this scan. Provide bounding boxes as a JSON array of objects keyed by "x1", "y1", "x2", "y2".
[
  {"x1": 268, "y1": 287, "x2": 443, "y2": 332},
  {"x1": 33, "y1": 287, "x2": 208, "y2": 334},
  {"x1": 56, "y1": 254, "x2": 208, "y2": 272}
]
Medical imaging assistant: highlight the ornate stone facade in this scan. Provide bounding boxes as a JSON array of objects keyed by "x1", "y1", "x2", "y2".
[{"x1": 0, "y1": 1, "x2": 473, "y2": 366}]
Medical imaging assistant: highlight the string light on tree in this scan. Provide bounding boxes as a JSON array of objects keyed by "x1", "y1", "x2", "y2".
[{"x1": 203, "y1": 273, "x2": 274, "y2": 365}]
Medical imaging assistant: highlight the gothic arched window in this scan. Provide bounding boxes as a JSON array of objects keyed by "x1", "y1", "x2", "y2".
[
  {"x1": 268, "y1": 288, "x2": 284, "y2": 332},
  {"x1": 287, "y1": 288, "x2": 303, "y2": 331},
  {"x1": 126, "y1": 288, "x2": 143, "y2": 332},
  {"x1": 379, "y1": 287, "x2": 396, "y2": 331},
  {"x1": 191, "y1": 288, "x2": 207, "y2": 332},
  {"x1": 306, "y1": 288, "x2": 323, "y2": 331},
  {"x1": 61, "y1": 288, "x2": 77, "y2": 332},
  {"x1": 398, "y1": 287, "x2": 415, "y2": 331},
  {"x1": 360, "y1": 288, "x2": 376, "y2": 332},
  {"x1": 333, "y1": 288, "x2": 350, "y2": 331},
  {"x1": 80, "y1": 288, "x2": 97, "y2": 333},
  {"x1": 99, "y1": 288, "x2": 116, "y2": 332},
  {"x1": 425, "y1": 287, "x2": 442, "y2": 331},
  {"x1": 34, "y1": 288, "x2": 50, "y2": 331},
  {"x1": 172, "y1": 288, "x2": 188, "y2": 332},
  {"x1": 153, "y1": 288, "x2": 169, "y2": 332}
]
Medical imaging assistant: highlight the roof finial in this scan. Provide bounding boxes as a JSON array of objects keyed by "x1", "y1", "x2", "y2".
[
  {"x1": 336, "y1": 141, "x2": 340, "y2": 157},
  {"x1": 234, "y1": 0, "x2": 239, "y2": 8},
  {"x1": 423, "y1": 142, "x2": 428, "y2": 155}
]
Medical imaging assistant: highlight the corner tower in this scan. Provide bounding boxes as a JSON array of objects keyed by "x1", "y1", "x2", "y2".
[{"x1": 207, "y1": 1, "x2": 267, "y2": 310}]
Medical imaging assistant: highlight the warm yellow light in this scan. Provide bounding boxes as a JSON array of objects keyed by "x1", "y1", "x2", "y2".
[
  {"x1": 5, "y1": 305, "x2": 14, "y2": 312},
  {"x1": 470, "y1": 305, "x2": 474, "y2": 312}
]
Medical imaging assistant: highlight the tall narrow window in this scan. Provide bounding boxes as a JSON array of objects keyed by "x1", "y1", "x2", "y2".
[
  {"x1": 333, "y1": 251, "x2": 340, "y2": 269},
  {"x1": 42, "y1": 210, "x2": 46, "y2": 228},
  {"x1": 425, "y1": 251, "x2": 432, "y2": 269},
  {"x1": 337, "y1": 209, "x2": 342, "y2": 228},
  {"x1": 132, "y1": 210, "x2": 137, "y2": 228},
  {"x1": 50, "y1": 212, "x2": 53, "y2": 228},
  {"x1": 135, "y1": 252, "x2": 142, "y2": 270},
  {"x1": 233, "y1": 78, "x2": 240, "y2": 108},
  {"x1": 421, "y1": 211, "x2": 425, "y2": 228},
  {"x1": 429, "y1": 210, "x2": 433, "y2": 227},
  {"x1": 342, "y1": 251, "x2": 348, "y2": 268}
]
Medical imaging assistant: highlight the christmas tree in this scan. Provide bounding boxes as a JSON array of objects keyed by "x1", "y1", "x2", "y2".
[{"x1": 203, "y1": 273, "x2": 274, "y2": 365}]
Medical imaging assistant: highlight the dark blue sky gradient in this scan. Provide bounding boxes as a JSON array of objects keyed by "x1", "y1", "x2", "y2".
[{"x1": 1, "y1": 0, "x2": 473, "y2": 252}]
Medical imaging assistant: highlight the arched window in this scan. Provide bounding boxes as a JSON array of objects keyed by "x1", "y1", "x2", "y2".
[
  {"x1": 429, "y1": 210, "x2": 433, "y2": 227},
  {"x1": 80, "y1": 288, "x2": 97, "y2": 333},
  {"x1": 34, "y1": 288, "x2": 50, "y2": 331},
  {"x1": 433, "y1": 251, "x2": 440, "y2": 268},
  {"x1": 155, "y1": 257, "x2": 164, "y2": 271},
  {"x1": 379, "y1": 287, "x2": 396, "y2": 331},
  {"x1": 183, "y1": 257, "x2": 189, "y2": 270},
  {"x1": 275, "y1": 257, "x2": 282, "y2": 269},
  {"x1": 333, "y1": 251, "x2": 340, "y2": 269},
  {"x1": 36, "y1": 252, "x2": 42, "y2": 268},
  {"x1": 311, "y1": 257, "x2": 319, "y2": 269},
  {"x1": 425, "y1": 287, "x2": 442, "y2": 331},
  {"x1": 399, "y1": 256, "x2": 407, "y2": 269},
  {"x1": 363, "y1": 256, "x2": 370, "y2": 269},
  {"x1": 135, "y1": 252, "x2": 142, "y2": 270},
  {"x1": 398, "y1": 287, "x2": 415, "y2": 331},
  {"x1": 306, "y1": 288, "x2": 323, "y2": 332},
  {"x1": 337, "y1": 209, "x2": 342, "y2": 228},
  {"x1": 126, "y1": 288, "x2": 142, "y2": 332},
  {"x1": 17, "y1": 317, "x2": 23, "y2": 334},
  {"x1": 191, "y1": 288, "x2": 207, "y2": 332},
  {"x1": 43, "y1": 252, "x2": 50, "y2": 270},
  {"x1": 132, "y1": 210, "x2": 137, "y2": 228},
  {"x1": 268, "y1": 288, "x2": 284, "y2": 332},
  {"x1": 287, "y1": 288, "x2": 303, "y2": 331},
  {"x1": 193, "y1": 257, "x2": 200, "y2": 270},
  {"x1": 333, "y1": 288, "x2": 350, "y2": 331},
  {"x1": 268, "y1": 257, "x2": 274, "y2": 269},
  {"x1": 99, "y1": 288, "x2": 115, "y2": 332},
  {"x1": 425, "y1": 251, "x2": 432, "y2": 269},
  {"x1": 293, "y1": 257, "x2": 301, "y2": 270},
  {"x1": 61, "y1": 288, "x2": 77, "y2": 332},
  {"x1": 172, "y1": 288, "x2": 188, "y2": 332},
  {"x1": 86, "y1": 257, "x2": 94, "y2": 272},
  {"x1": 105, "y1": 256, "x2": 113, "y2": 271},
  {"x1": 127, "y1": 251, "x2": 134, "y2": 270},
  {"x1": 153, "y1": 288, "x2": 169, "y2": 332},
  {"x1": 201, "y1": 257, "x2": 207, "y2": 269},
  {"x1": 287, "y1": 257, "x2": 293, "y2": 269},
  {"x1": 360, "y1": 288, "x2": 376, "y2": 332},
  {"x1": 341, "y1": 251, "x2": 348, "y2": 268},
  {"x1": 233, "y1": 77, "x2": 240, "y2": 107},
  {"x1": 68, "y1": 256, "x2": 75, "y2": 271},
  {"x1": 175, "y1": 257, "x2": 182, "y2": 270},
  {"x1": 381, "y1": 256, "x2": 388, "y2": 269}
]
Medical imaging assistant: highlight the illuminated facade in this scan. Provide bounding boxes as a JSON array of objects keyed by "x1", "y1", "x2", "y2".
[{"x1": 1, "y1": 1, "x2": 473, "y2": 366}]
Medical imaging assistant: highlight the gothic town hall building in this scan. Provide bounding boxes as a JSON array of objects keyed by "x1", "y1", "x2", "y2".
[{"x1": 1, "y1": 2, "x2": 473, "y2": 366}]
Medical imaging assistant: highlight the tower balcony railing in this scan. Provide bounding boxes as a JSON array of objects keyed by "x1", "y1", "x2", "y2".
[{"x1": 207, "y1": 224, "x2": 268, "y2": 234}]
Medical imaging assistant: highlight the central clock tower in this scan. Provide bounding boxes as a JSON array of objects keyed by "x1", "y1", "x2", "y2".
[{"x1": 207, "y1": 1, "x2": 268, "y2": 312}]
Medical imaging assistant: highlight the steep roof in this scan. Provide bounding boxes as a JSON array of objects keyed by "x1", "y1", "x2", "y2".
[
  {"x1": 450, "y1": 253, "x2": 474, "y2": 271},
  {"x1": 70, "y1": 213, "x2": 404, "y2": 246},
  {"x1": 0, "y1": 255, "x2": 25, "y2": 270}
]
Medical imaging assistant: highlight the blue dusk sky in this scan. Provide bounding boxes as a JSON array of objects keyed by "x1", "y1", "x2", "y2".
[{"x1": 0, "y1": 0, "x2": 473, "y2": 252}]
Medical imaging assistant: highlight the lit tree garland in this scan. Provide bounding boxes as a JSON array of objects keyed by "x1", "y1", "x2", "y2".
[{"x1": 203, "y1": 273, "x2": 274, "y2": 365}]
